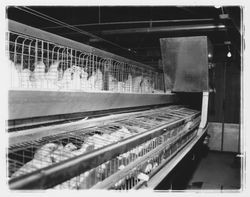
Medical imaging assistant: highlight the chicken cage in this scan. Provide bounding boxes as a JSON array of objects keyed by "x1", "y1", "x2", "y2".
[
  {"x1": 7, "y1": 20, "x2": 210, "y2": 190},
  {"x1": 7, "y1": 21, "x2": 165, "y2": 93},
  {"x1": 8, "y1": 105, "x2": 201, "y2": 189}
]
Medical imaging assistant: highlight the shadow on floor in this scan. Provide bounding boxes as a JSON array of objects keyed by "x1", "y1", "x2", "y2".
[{"x1": 155, "y1": 149, "x2": 241, "y2": 190}]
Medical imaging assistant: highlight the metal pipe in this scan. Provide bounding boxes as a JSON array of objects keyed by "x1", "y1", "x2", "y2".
[
  {"x1": 41, "y1": 18, "x2": 216, "y2": 30},
  {"x1": 100, "y1": 23, "x2": 227, "y2": 35},
  {"x1": 221, "y1": 62, "x2": 227, "y2": 151}
]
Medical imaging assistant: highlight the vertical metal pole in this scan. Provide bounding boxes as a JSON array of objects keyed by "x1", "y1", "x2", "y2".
[
  {"x1": 98, "y1": 7, "x2": 101, "y2": 24},
  {"x1": 221, "y1": 61, "x2": 227, "y2": 151}
]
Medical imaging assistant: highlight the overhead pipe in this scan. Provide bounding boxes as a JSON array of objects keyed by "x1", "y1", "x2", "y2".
[
  {"x1": 100, "y1": 23, "x2": 227, "y2": 35},
  {"x1": 41, "y1": 18, "x2": 216, "y2": 30}
]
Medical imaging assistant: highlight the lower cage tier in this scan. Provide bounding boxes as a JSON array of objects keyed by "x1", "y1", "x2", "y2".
[{"x1": 8, "y1": 105, "x2": 201, "y2": 189}]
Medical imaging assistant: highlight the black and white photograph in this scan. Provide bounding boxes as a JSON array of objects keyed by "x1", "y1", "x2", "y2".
[{"x1": 2, "y1": 1, "x2": 248, "y2": 194}]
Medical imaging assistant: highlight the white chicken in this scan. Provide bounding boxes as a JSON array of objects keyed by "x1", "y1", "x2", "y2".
[
  {"x1": 152, "y1": 162, "x2": 158, "y2": 169},
  {"x1": 53, "y1": 176, "x2": 78, "y2": 189},
  {"x1": 137, "y1": 172, "x2": 149, "y2": 182},
  {"x1": 11, "y1": 143, "x2": 58, "y2": 178},
  {"x1": 124, "y1": 74, "x2": 133, "y2": 92},
  {"x1": 64, "y1": 143, "x2": 78, "y2": 151},
  {"x1": 71, "y1": 65, "x2": 81, "y2": 90},
  {"x1": 33, "y1": 143, "x2": 59, "y2": 160},
  {"x1": 32, "y1": 61, "x2": 47, "y2": 89},
  {"x1": 94, "y1": 69, "x2": 103, "y2": 91},
  {"x1": 45, "y1": 60, "x2": 60, "y2": 89},
  {"x1": 86, "y1": 134, "x2": 109, "y2": 149},
  {"x1": 78, "y1": 170, "x2": 94, "y2": 189},
  {"x1": 141, "y1": 77, "x2": 152, "y2": 93},
  {"x1": 132, "y1": 75, "x2": 143, "y2": 93},
  {"x1": 143, "y1": 163, "x2": 153, "y2": 174},
  {"x1": 19, "y1": 68, "x2": 32, "y2": 88},
  {"x1": 9, "y1": 60, "x2": 20, "y2": 88},
  {"x1": 60, "y1": 67, "x2": 73, "y2": 90},
  {"x1": 50, "y1": 144, "x2": 75, "y2": 163},
  {"x1": 108, "y1": 74, "x2": 118, "y2": 92},
  {"x1": 72, "y1": 143, "x2": 95, "y2": 156},
  {"x1": 80, "y1": 69, "x2": 91, "y2": 91},
  {"x1": 130, "y1": 145, "x2": 144, "y2": 156},
  {"x1": 117, "y1": 81, "x2": 125, "y2": 92}
]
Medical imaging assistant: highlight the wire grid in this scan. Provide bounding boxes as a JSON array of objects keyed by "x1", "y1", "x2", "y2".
[
  {"x1": 8, "y1": 107, "x2": 199, "y2": 188},
  {"x1": 71, "y1": 128, "x2": 170, "y2": 189},
  {"x1": 7, "y1": 31, "x2": 165, "y2": 93},
  {"x1": 109, "y1": 128, "x2": 198, "y2": 190},
  {"x1": 59, "y1": 120, "x2": 194, "y2": 189}
]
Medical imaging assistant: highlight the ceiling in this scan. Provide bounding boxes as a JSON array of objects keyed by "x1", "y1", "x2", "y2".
[{"x1": 6, "y1": 6, "x2": 242, "y2": 68}]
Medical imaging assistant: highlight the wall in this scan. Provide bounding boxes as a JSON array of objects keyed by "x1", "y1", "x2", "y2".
[{"x1": 207, "y1": 58, "x2": 241, "y2": 152}]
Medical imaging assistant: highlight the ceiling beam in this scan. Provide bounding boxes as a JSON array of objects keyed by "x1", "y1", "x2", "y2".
[
  {"x1": 41, "y1": 18, "x2": 215, "y2": 30},
  {"x1": 100, "y1": 23, "x2": 228, "y2": 35}
]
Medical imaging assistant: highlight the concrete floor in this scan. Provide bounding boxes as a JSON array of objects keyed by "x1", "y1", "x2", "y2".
[{"x1": 187, "y1": 151, "x2": 241, "y2": 190}]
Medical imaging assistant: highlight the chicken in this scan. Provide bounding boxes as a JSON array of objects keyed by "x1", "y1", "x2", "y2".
[
  {"x1": 183, "y1": 121, "x2": 193, "y2": 131},
  {"x1": 137, "y1": 172, "x2": 149, "y2": 182},
  {"x1": 72, "y1": 143, "x2": 95, "y2": 156},
  {"x1": 60, "y1": 67, "x2": 73, "y2": 90},
  {"x1": 11, "y1": 143, "x2": 58, "y2": 178},
  {"x1": 45, "y1": 60, "x2": 60, "y2": 89},
  {"x1": 11, "y1": 157, "x2": 52, "y2": 178},
  {"x1": 152, "y1": 162, "x2": 158, "y2": 169},
  {"x1": 19, "y1": 68, "x2": 32, "y2": 88},
  {"x1": 64, "y1": 143, "x2": 77, "y2": 151},
  {"x1": 100, "y1": 134, "x2": 117, "y2": 143},
  {"x1": 132, "y1": 75, "x2": 143, "y2": 93},
  {"x1": 53, "y1": 176, "x2": 78, "y2": 189},
  {"x1": 124, "y1": 74, "x2": 133, "y2": 92},
  {"x1": 96, "y1": 162, "x2": 108, "y2": 181},
  {"x1": 143, "y1": 163, "x2": 153, "y2": 174},
  {"x1": 80, "y1": 69, "x2": 91, "y2": 91},
  {"x1": 118, "y1": 126, "x2": 132, "y2": 135},
  {"x1": 141, "y1": 77, "x2": 153, "y2": 93},
  {"x1": 87, "y1": 69, "x2": 103, "y2": 91},
  {"x1": 50, "y1": 144, "x2": 75, "y2": 163},
  {"x1": 71, "y1": 65, "x2": 81, "y2": 90},
  {"x1": 9, "y1": 60, "x2": 20, "y2": 88},
  {"x1": 32, "y1": 61, "x2": 47, "y2": 88},
  {"x1": 86, "y1": 134, "x2": 109, "y2": 149},
  {"x1": 94, "y1": 69, "x2": 103, "y2": 91},
  {"x1": 117, "y1": 81, "x2": 125, "y2": 92},
  {"x1": 114, "y1": 179, "x2": 124, "y2": 188},
  {"x1": 110, "y1": 127, "x2": 132, "y2": 140},
  {"x1": 78, "y1": 170, "x2": 94, "y2": 189},
  {"x1": 130, "y1": 145, "x2": 144, "y2": 156},
  {"x1": 33, "y1": 143, "x2": 59, "y2": 160}
]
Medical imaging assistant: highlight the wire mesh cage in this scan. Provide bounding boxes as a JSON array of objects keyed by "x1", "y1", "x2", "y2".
[
  {"x1": 8, "y1": 106, "x2": 200, "y2": 190},
  {"x1": 7, "y1": 31, "x2": 165, "y2": 93}
]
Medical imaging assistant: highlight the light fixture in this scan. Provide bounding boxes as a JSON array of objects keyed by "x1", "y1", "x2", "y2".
[
  {"x1": 227, "y1": 45, "x2": 232, "y2": 58},
  {"x1": 208, "y1": 53, "x2": 212, "y2": 58},
  {"x1": 227, "y1": 51, "x2": 232, "y2": 58},
  {"x1": 214, "y1": 5, "x2": 221, "y2": 9},
  {"x1": 224, "y1": 41, "x2": 232, "y2": 58}
]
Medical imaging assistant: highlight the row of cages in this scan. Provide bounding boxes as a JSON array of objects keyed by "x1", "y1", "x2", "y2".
[
  {"x1": 7, "y1": 31, "x2": 165, "y2": 93},
  {"x1": 8, "y1": 106, "x2": 200, "y2": 190}
]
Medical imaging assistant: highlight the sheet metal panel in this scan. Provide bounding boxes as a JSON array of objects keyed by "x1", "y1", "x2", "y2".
[
  {"x1": 160, "y1": 36, "x2": 209, "y2": 92},
  {"x1": 8, "y1": 90, "x2": 177, "y2": 120}
]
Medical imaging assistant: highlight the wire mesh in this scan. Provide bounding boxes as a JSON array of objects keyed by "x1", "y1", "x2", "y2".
[
  {"x1": 8, "y1": 106, "x2": 199, "y2": 189},
  {"x1": 109, "y1": 128, "x2": 198, "y2": 190},
  {"x1": 7, "y1": 31, "x2": 165, "y2": 93}
]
